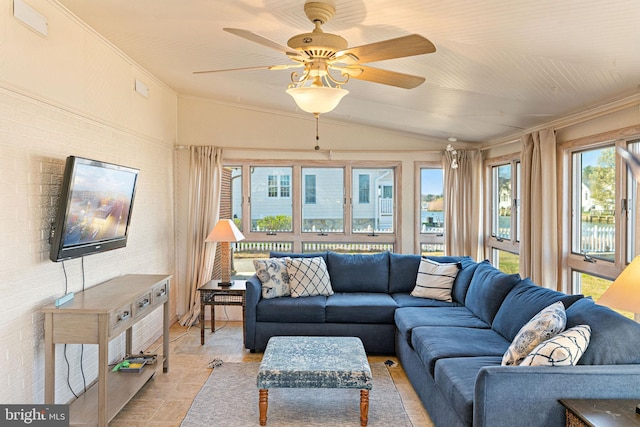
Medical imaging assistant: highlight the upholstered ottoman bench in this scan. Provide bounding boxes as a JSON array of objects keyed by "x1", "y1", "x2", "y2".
[{"x1": 257, "y1": 336, "x2": 373, "y2": 426}]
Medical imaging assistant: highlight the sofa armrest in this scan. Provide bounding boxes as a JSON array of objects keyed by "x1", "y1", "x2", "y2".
[
  {"x1": 474, "y1": 364, "x2": 640, "y2": 427},
  {"x1": 244, "y1": 274, "x2": 262, "y2": 350}
]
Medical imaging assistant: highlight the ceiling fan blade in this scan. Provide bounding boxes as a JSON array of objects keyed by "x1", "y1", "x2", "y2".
[
  {"x1": 223, "y1": 28, "x2": 305, "y2": 59},
  {"x1": 339, "y1": 65, "x2": 425, "y2": 89},
  {"x1": 194, "y1": 64, "x2": 302, "y2": 74},
  {"x1": 336, "y1": 34, "x2": 435, "y2": 64}
]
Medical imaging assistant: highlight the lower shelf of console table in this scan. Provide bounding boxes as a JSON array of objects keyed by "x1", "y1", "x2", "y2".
[{"x1": 42, "y1": 274, "x2": 171, "y2": 427}]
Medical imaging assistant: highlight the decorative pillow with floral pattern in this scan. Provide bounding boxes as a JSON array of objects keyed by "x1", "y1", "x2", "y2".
[{"x1": 253, "y1": 257, "x2": 290, "y2": 299}]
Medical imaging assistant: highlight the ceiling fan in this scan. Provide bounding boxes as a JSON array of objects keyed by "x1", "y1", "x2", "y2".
[{"x1": 194, "y1": 1, "x2": 436, "y2": 115}]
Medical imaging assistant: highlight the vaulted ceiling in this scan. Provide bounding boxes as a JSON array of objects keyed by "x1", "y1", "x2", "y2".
[{"x1": 56, "y1": 0, "x2": 640, "y2": 144}]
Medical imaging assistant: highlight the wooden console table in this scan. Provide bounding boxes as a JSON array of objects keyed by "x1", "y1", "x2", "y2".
[{"x1": 42, "y1": 274, "x2": 171, "y2": 427}]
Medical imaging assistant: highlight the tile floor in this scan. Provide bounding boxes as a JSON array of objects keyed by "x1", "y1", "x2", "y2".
[{"x1": 109, "y1": 321, "x2": 434, "y2": 426}]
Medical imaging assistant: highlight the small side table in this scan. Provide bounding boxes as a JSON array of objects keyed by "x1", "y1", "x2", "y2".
[
  {"x1": 198, "y1": 280, "x2": 246, "y2": 345},
  {"x1": 559, "y1": 399, "x2": 640, "y2": 427}
]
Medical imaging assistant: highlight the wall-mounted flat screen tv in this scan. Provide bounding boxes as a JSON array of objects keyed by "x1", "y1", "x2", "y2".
[{"x1": 49, "y1": 156, "x2": 139, "y2": 262}]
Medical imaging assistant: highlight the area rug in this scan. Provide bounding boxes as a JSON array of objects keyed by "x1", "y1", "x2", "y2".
[{"x1": 181, "y1": 362, "x2": 413, "y2": 426}]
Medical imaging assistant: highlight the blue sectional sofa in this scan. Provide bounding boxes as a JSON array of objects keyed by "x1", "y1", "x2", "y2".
[{"x1": 244, "y1": 251, "x2": 640, "y2": 427}]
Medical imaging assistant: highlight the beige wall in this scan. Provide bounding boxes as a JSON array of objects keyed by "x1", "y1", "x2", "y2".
[{"x1": 0, "y1": 0, "x2": 177, "y2": 404}]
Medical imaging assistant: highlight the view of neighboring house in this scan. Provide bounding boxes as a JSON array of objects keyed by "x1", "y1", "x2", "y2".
[{"x1": 234, "y1": 167, "x2": 395, "y2": 233}]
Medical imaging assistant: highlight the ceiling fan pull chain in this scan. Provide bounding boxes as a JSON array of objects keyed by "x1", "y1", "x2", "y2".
[{"x1": 314, "y1": 113, "x2": 320, "y2": 151}]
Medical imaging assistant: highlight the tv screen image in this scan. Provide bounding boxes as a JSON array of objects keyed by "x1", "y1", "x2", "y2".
[{"x1": 50, "y1": 156, "x2": 139, "y2": 262}]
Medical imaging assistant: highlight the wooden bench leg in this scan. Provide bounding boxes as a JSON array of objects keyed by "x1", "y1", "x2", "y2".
[
  {"x1": 360, "y1": 389, "x2": 369, "y2": 426},
  {"x1": 259, "y1": 388, "x2": 268, "y2": 425}
]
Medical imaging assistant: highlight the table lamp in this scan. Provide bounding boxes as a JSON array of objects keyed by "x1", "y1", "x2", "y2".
[{"x1": 205, "y1": 219, "x2": 245, "y2": 286}]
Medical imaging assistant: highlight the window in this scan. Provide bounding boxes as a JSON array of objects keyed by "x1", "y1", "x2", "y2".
[
  {"x1": 353, "y1": 168, "x2": 395, "y2": 233},
  {"x1": 358, "y1": 174, "x2": 370, "y2": 204},
  {"x1": 251, "y1": 167, "x2": 293, "y2": 232},
  {"x1": 229, "y1": 162, "x2": 398, "y2": 254},
  {"x1": 304, "y1": 174, "x2": 316, "y2": 204},
  {"x1": 486, "y1": 157, "x2": 520, "y2": 272},
  {"x1": 492, "y1": 248, "x2": 520, "y2": 275},
  {"x1": 229, "y1": 166, "x2": 242, "y2": 231},
  {"x1": 561, "y1": 134, "x2": 640, "y2": 314},
  {"x1": 416, "y1": 164, "x2": 445, "y2": 255},
  {"x1": 302, "y1": 167, "x2": 344, "y2": 233},
  {"x1": 267, "y1": 175, "x2": 278, "y2": 198},
  {"x1": 571, "y1": 146, "x2": 615, "y2": 262},
  {"x1": 280, "y1": 175, "x2": 290, "y2": 198},
  {"x1": 492, "y1": 164, "x2": 512, "y2": 240}
]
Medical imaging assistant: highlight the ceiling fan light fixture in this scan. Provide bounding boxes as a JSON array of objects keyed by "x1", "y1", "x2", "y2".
[{"x1": 286, "y1": 86, "x2": 348, "y2": 114}]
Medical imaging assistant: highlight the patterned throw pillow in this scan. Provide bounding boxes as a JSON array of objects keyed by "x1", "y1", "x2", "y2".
[
  {"x1": 287, "y1": 257, "x2": 334, "y2": 298},
  {"x1": 410, "y1": 258, "x2": 460, "y2": 302},
  {"x1": 253, "y1": 258, "x2": 290, "y2": 299},
  {"x1": 502, "y1": 301, "x2": 567, "y2": 366},
  {"x1": 520, "y1": 325, "x2": 591, "y2": 366}
]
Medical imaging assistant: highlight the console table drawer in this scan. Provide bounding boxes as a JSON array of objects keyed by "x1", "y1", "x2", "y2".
[
  {"x1": 152, "y1": 281, "x2": 169, "y2": 304},
  {"x1": 110, "y1": 303, "x2": 133, "y2": 335},
  {"x1": 134, "y1": 292, "x2": 153, "y2": 318}
]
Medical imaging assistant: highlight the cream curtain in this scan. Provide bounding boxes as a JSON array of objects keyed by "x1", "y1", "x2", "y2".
[
  {"x1": 520, "y1": 129, "x2": 558, "y2": 288},
  {"x1": 443, "y1": 148, "x2": 484, "y2": 260},
  {"x1": 179, "y1": 146, "x2": 223, "y2": 326}
]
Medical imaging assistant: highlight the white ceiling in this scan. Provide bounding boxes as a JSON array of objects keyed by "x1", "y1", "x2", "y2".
[{"x1": 55, "y1": 0, "x2": 640, "y2": 144}]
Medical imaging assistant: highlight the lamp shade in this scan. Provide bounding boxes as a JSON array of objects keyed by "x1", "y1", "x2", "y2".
[
  {"x1": 205, "y1": 219, "x2": 245, "y2": 243},
  {"x1": 598, "y1": 256, "x2": 640, "y2": 314},
  {"x1": 286, "y1": 86, "x2": 348, "y2": 114}
]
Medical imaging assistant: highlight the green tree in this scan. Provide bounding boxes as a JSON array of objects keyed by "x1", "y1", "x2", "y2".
[
  {"x1": 584, "y1": 148, "x2": 615, "y2": 211},
  {"x1": 256, "y1": 215, "x2": 292, "y2": 232}
]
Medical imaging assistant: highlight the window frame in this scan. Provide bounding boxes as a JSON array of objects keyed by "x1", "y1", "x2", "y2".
[
  {"x1": 484, "y1": 154, "x2": 521, "y2": 270},
  {"x1": 559, "y1": 126, "x2": 640, "y2": 296},
  {"x1": 415, "y1": 161, "x2": 445, "y2": 255},
  {"x1": 225, "y1": 160, "x2": 401, "y2": 253}
]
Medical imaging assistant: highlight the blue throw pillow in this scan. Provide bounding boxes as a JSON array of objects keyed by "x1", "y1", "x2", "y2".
[
  {"x1": 464, "y1": 263, "x2": 521, "y2": 325},
  {"x1": 566, "y1": 297, "x2": 640, "y2": 365}
]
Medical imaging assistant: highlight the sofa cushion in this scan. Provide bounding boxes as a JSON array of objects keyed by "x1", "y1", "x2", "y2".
[
  {"x1": 391, "y1": 293, "x2": 463, "y2": 308},
  {"x1": 566, "y1": 297, "x2": 640, "y2": 365},
  {"x1": 326, "y1": 251, "x2": 390, "y2": 293},
  {"x1": 434, "y1": 356, "x2": 502, "y2": 426},
  {"x1": 521, "y1": 324, "x2": 591, "y2": 366},
  {"x1": 501, "y1": 301, "x2": 567, "y2": 366},
  {"x1": 411, "y1": 326, "x2": 511, "y2": 375},
  {"x1": 464, "y1": 263, "x2": 521, "y2": 325},
  {"x1": 451, "y1": 259, "x2": 485, "y2": 305},
  {"x1": 395, "y1": 307, "x2": 490, "y2": 343},
  {"x1": 325, "y1": 293, "x2": 397, "y2": 324},
  {"x1": 411, "y1": 258, "x2": 460, "y2": 301},
  {"x1": 492, "y1": 278, "x2": 582, "y2": 341},
  {"x1": 253, "y1": 257, "x2": 290, "y2": 299},
  {"x1": 287, "y1": 257, "x2": 334, "y2": 298},
  {"x1": 256, "y1": 295, "x2": 326, "y2": 323},
  {"x1": 388, "y1": 253, "x2": 421, "y2": 293}
]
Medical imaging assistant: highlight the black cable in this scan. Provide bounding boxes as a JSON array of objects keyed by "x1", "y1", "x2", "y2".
[
  {"x1": 62, "y1": 261, "x2": 68, "y2": 294},
  {"x1": 81, "y1": 256, "x2": 86, "y2": 291},
  {"x1": 63, "y1": 344, "x2": 79, "y2": 399},
  {"x1": 80, "y1": 256, "x2": 87, "y2": 392}
]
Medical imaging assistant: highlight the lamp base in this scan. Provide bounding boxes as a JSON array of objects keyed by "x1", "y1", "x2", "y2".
[{"x1": 218, "y1": 281, "x2": 233, "y2": 287}]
